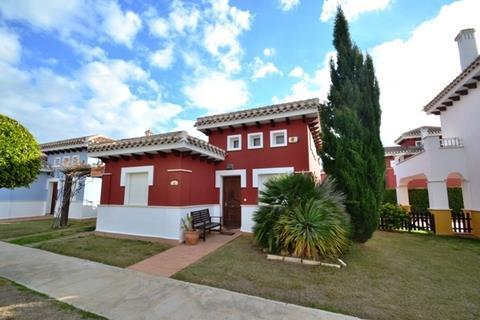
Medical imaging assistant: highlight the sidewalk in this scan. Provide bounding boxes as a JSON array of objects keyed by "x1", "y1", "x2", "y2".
[
  {"x1": 0, "y1": 242, "x2": 359, "y2": 320},
  {"x1": 129, "y1": 232, "x2": 241, "y2": 277}
]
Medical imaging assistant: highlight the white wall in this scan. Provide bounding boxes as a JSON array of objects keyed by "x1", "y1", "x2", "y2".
[
  {"x1": 241, "y1": 205, "x2": 258, "y2": 233},
  {"x1": 0, "y1": 201, "x2": 47, "y2": 220},
  {"x1": 440, "y1": 88, "x2": 480, "y2": 209},
  {"x1": 96, "y1": 204, "x2": 220, "y2": 241}
]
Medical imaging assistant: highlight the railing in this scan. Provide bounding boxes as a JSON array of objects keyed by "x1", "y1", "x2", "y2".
[
  {"x1": 440, "y1": 137, "x2": 463, "y2": 148},
  {"x1": 451, "y1": 211, "x2": 472, "y2": 233},
  {"x1": 378, "y1": 212, "x2": 435, "y2": 233}
]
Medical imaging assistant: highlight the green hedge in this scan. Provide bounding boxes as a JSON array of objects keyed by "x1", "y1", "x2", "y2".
[{"x1": 383, "y1": 188, "x2": 464, "y2": 215}]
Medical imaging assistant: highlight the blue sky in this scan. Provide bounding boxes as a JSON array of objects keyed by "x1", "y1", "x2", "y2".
[{"x1": 0, "y1": 0, "x2": 479, "y2": 145}]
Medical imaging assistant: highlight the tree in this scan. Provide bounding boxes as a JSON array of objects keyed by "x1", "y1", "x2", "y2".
[
  {"x1": 0, "y1": 114, "x2": 42, "y2": 189},
  {"x1": 320, "y1": 7, "x2": 385, "y2": 242},
  {"x1": 54, "y1": 164, "x2": 92, "y2": 228}
]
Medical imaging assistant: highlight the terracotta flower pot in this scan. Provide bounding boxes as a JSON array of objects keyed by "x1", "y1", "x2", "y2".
[{"x1": 184, "y1": 230, "x2": 199, "y2": 245}]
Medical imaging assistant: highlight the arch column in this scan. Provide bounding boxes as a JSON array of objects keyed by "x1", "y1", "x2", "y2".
[
  {"x1": 462, "y1": 180, "x2": 480, "y2": 237},
  {"x1": 396, "y1": 185, "x2": 410, "y2": 213},
  {"x1": 427, "y1": 180, "x2": 453, "y2": 235}
]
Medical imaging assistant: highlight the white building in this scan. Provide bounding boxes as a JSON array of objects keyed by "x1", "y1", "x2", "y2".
[{"x1": 394, "y1": 28, "x2": 480, "y2": 236}]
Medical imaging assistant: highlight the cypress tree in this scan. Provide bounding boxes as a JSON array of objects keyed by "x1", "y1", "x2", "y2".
[{"x1": 320, "y1": 7, "x2": 385, "y2": 242}]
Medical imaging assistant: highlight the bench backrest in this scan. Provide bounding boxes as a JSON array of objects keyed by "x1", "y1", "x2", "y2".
[{"x1": 191, "y1": 209, "x2": 211, "y2": 227}]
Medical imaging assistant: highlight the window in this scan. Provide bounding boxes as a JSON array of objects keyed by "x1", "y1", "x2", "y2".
[
  {"x1": 248, "y1": 132, "x2": 263, "y2": 149},
  {"x1": 71, "y1": 155, "x2": 80, "y2": 165},
  {"x1": 125, "y1": 172, "x2": 149, "y2": 205},
  {"x1": 62, "y1": 156, "x2": 70, "y2": 166},
  {"x1": 227, "y1": 134, "x2": 242, "y2": 151},
  {"x1": 53, "y1": 157, "x2": 61, "y2": 167},
  {"x1": 270, "y1": 129, "x2": 287, "y2": 148},
  {"x1": 415, "y1": 140, "x2": 423, "y2": 147}
]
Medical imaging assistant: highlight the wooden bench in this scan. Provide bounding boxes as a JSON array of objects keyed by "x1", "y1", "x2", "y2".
[{"x1": 190, "y1": 209, "x2": 222, "y2": 242}]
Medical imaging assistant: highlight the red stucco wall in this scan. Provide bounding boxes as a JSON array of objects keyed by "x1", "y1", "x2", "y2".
[
  {"x1": 208, "y1": 119, "x2": 311, "y2": 204},
  {"x1": 100, "y1": 153, "x2": 219, "y2": 206}
]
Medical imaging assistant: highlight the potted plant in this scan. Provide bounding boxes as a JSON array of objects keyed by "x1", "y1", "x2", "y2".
[{"x1": 181, "y1": 216, "x2": 199, "y2": 245}]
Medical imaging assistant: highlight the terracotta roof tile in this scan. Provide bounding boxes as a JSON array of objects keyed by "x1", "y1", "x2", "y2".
[
  {"x1": 394, "y1": 126, "x2": 441, "y2": 144},
  {"x1": 195, "y1": 98, "x2": 320, "y2": 128},
  {"x1": 40, "y1": 135, "x2": 112, "y2": 153},
  {"x1": 384, "y1": 146, "x2": 424, "y2": 156},
  {"x1": 88, "y1": 131, "x2": 225, "y2": 160}
]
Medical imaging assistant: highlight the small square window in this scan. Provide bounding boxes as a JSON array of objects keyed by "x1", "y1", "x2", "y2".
[
  {"x1": 227, "y1": 134, "x2": 242, "y2": 151},
  {"x1": 62, "y1": 156, "x2": 70, "y2": 166},
  {"x1": 53, "y1": 157, "x2": 61, "y2": 167},
  {"x1": 270, "y1": 129, "x2": 288, "y2": 148},
  {"x1": 248, "y1": 132, "x2": 263, "y2": 149},
  {"x1": 71, "y1": 155, "x2": 80, "y2": 165}
]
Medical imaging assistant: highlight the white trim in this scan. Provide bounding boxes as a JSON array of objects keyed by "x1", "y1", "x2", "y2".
[
  {"x1": 88, "y1": 141, "x2": 225, "y2": 161},
  {"x1": 247, "y1": 132, "x2": 263, "y2": 149},
  {"x1": 227, "y1": 134, "x2": 242, "y2": 151},
  {"x1": 120, "y1": 166, "x2": 154, "y2": 187},
  {"x1": 252, "y1": 167, "x2": 294, "y2": 187},
  {"x1": 167, "y1": 169, "x2": 192, "y2": 173},
  {"x1": 45, "y1": 177, "x2": 60, "y2": 189},
  {"x1": 215, "y1": 169, "x2": 247, "y2": 188},
  {"x1": 196, "y1": 108, "x2": 319, "y2": 131},
  {"x1": 270, "y1": 129, "x2": 288, "y2": 148}
]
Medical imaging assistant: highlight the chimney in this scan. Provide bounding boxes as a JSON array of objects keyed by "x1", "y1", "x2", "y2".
[{"x1": 455, "y1": 28, "x2": 478, "y2": 71}]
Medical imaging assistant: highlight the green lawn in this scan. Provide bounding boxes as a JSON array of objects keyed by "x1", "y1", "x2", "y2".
[
  {"x1": 0, "y1": 277, "x2": 105, "y2": 319},
  {"x1": 173, "y1": 232, "x2": 480, "y2": 320},
  {"x1": 0, "y1": 218, "x2": 95, "y2": 240},
  {"x1": 36, "y1": 234, "x2": 172, "y2": 267}
]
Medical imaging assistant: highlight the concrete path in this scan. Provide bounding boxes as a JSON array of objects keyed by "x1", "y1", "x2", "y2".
[
  {"x1": 0, "y1": 242, "x2": 360, "y2": 320},
  {"x1": 129, "y1": 232, "x2": 241, "y2": 277}
]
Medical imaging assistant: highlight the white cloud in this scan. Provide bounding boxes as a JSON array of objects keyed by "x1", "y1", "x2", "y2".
[
  {"x1": 263, "y1": 48, "x2": 275, "y2": 56},
  {"x1": 203, "y1": 0, "x2": 252, "y2": 74},
  {"x1": 320, "y1": 0, "x2": 391, "y2": 22},
  {"x1": 279, "y1": 52, "x2": 335, "y2": 103},
  {"x1": 184, "y1": 71, "x2": 249, "y2": 113},
  {"x1": 98, "y1": 1, "x2": 142, "y2": 48},
  {"x1": 252, "y1": 57, "x2": 282, "y2": 80},
  {"x1": 289, "y1": 66, "x2": 305, "y2": 78},
  {"x1": 0, "y1": 27, "x2": 21, "y2": 64},
  {"x1": 0, "y1": 0, "x2": 85, "y2": 34},
  {"x1": 279, "y1": 0, "x2": 300, "y2": 12},
  {"x1": 169, "y1": 0, "x2": 200, "y2": 34},
  {"x1": 371, "y1": 0, "x2": 480, "y2": 145},
  {"x1": 150, "y1": 44, "x2": 175, "y2": 69},
  {"x1": 0, "y1": 56, "x2": 182, "y2": 141},
  {"x1": 148, "y1": 17, "x2": 170, "y2": 38}
]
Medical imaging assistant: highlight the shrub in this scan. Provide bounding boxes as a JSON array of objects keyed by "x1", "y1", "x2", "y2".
[
  {"x1": 379, "y1": 203, "x2": 409, "y2": 230},
  {"x1": 276, "y1": 198, "x2": 350, "y2": 259},
  {"x1": 253, "y1": 174, "x2": 350, "y2": 259}
]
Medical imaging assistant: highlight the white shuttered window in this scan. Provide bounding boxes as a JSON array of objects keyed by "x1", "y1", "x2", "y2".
[{"x1": 125, "y1": 172, "x2": 149, "y2": 205}]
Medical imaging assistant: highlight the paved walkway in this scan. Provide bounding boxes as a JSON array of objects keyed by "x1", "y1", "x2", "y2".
[
  {"x1": 0, "y1": 242, "x2": 359, "y2": 320},
  {"x1": 129, "y1": 232, "x2": 241, "y2": 277}
]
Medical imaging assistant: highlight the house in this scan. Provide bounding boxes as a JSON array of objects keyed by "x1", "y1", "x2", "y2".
[
  {"x1": 384, "y1": 126, "x2": 460, "y2": 189},
  {"x1": 88, "y1": 98, "x2": 321, "y2": 241},
  {"x1": 393, "y1": 28, "x2": 480, "y2": 236},
  {"x1": 0, "y1": 135, "x2": 110, "y2": 220}
]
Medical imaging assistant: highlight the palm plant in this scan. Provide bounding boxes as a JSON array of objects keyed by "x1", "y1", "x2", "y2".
[{"x1": 253, "y1": 174, "x2": 351, "y2": 259}]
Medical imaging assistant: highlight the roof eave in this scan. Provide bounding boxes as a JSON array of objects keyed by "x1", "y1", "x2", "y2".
[
  {"x1": 88, "y1": 142, "x2": 225, "y2": 161},
  {"x1": 195, "y1": 108, "x2": 320, "y2": 132}
]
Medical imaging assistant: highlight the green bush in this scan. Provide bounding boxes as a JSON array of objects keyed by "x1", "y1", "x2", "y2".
[
  {"x1": 379, "y1": 203, "x2": 409, "y2": 230},
  {"x1": 253, "y1": 175, "x2": 350, "y2": 259}
]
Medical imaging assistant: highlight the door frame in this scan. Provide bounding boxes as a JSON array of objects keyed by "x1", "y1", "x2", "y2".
[
  {"x1": 215, "y1": 169, "x2": 246, "y2": 225},
  {"x1": 46, "y1": 178, "x2": 60, "y2": 215},
  {"x1": 222, "y1": 175, "x2": 242, "y2": 228}
]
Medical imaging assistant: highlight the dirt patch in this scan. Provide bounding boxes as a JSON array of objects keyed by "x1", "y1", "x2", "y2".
[{"x1": 0, "y1": 278, "x2": 103, "y2": 320}]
